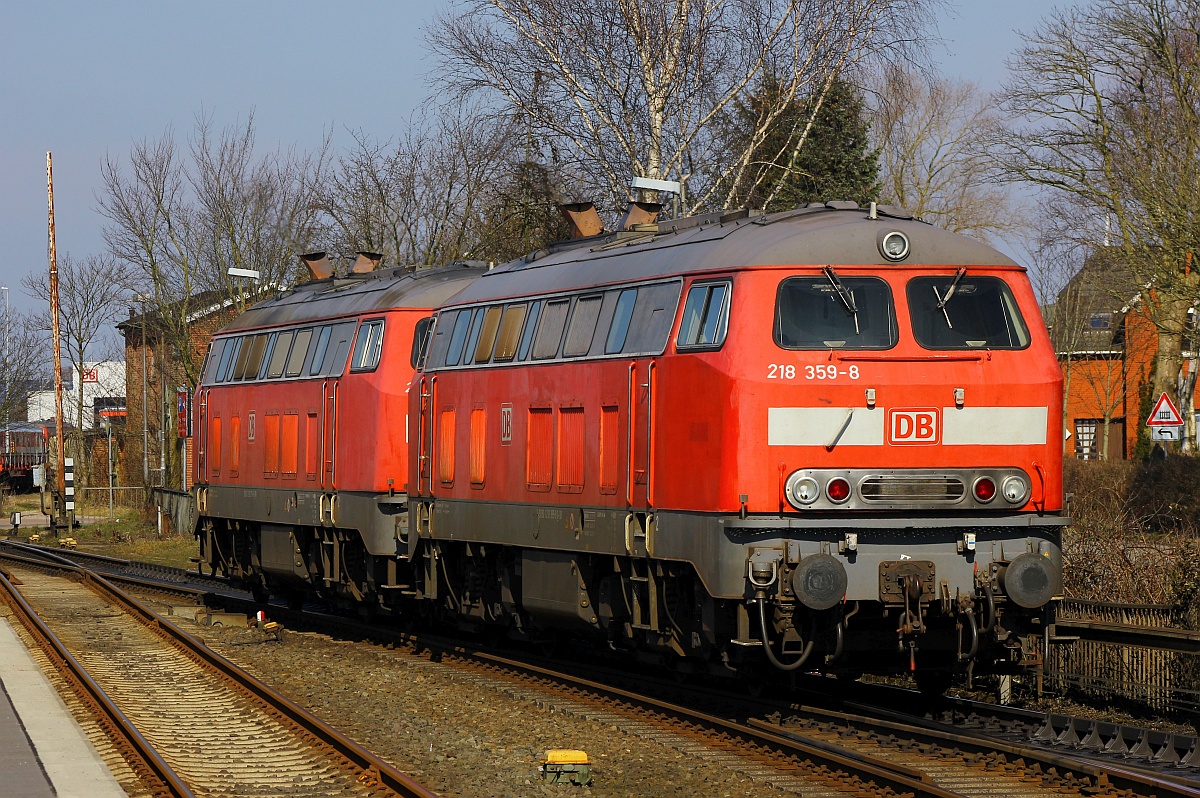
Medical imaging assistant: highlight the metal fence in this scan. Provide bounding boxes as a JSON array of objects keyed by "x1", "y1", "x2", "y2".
[
  {"x1": 151, "y1": 488, "x2": 195, "y2": 537},
  {"x1": 1048, "y1": 598, "x2": 1200, "y2": 716}
]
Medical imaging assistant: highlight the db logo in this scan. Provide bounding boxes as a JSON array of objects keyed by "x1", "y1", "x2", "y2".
[
  {"x1": 500, "y1": 403, "x2": 513, "y2": 446},
  {"x1": 888, "y1": 408, "x2": 940, "y2": 445}
]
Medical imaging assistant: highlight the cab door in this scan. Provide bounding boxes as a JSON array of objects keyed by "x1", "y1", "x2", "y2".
[
  {"x1": 314, "y1": 321, "x2": 357, "y2": 492},
  {"x1": 417, "y1": 374, "x2": 436, "y2": 495},
  {"x1": 627, "y1": 360, "x2": 655, "y2": 510},
  {"x1": 321, "y1": 380, "x2": 337, "y2": 490},
  {"x1": 196, "y1": 389, "x2": 208, "y2": 483}
]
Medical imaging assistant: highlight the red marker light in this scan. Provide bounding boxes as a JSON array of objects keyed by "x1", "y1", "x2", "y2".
[
  {"x1": 826, "y1": 477, "x2": 852, "y2": 503},
  {"x1": 973, "y1": 477, "x2": 996, "y2": 503}
]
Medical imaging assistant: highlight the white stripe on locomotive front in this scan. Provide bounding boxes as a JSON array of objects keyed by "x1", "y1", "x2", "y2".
[
  {"x1": 767, "y1": 406, "x2": 1048, "y2": 446},
  {"x1": 767, "y1": 407, "x2": 884, "y2": 446},
  {"x1": 940, "y1": 406, "x2": 1047, "y2": 445}
]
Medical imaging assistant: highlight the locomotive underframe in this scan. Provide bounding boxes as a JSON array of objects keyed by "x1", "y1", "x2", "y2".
[{"x1": 195, "y1": 484, "x2": 1064, "y2": 678}]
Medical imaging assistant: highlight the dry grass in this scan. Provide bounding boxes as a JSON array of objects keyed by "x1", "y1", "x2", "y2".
[
  {"x1": 84, "y1": 534, "x2": 199, "y2": 570},
  {"x1": 2, "y1": 490, "x2": 198, "y2": 571},
  {"x1": 1063, "y1": 458, "x2": 1200, "y2": 610}
]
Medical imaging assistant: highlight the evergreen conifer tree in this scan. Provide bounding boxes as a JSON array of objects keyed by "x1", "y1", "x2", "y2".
[{"x1": 726, "y1": 77, "x2": 880, "y2": 211}]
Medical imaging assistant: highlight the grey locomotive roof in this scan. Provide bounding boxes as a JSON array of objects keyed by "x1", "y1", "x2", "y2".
[
  {"x1": 447, "y1": 205, "x2": 1021, "y2": 307},
  {"x1": 220, "y1": 263, "x2": 487, "y2": 334}
]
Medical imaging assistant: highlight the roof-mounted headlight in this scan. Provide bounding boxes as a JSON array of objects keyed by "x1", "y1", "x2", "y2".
[{"x1": 878, "y1": 230, "x2": 910, "y2": 261}]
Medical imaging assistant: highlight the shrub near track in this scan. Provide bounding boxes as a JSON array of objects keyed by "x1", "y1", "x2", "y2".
[{"x1": 1063, "y1": 458, "x2": 1200, "y2": 612}]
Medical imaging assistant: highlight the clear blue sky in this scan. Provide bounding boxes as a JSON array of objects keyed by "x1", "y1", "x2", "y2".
[{"x1": 0, "y1": 1, "x2": 1072, "y2": 315}]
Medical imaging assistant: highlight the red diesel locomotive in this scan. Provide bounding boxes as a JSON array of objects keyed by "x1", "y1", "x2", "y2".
[
  {"x1": 194, "y1": 257, "x2": 485, "y2": 605},
  {"x1": 195, "y1": 203, "x2": 1065, "y2": 688}
]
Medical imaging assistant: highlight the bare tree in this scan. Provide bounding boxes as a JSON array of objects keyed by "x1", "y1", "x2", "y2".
[
  {"x1": 429, "y1": 0, "x2": 931, "y2": 214},
  {"x1": 993, "y1": 0, "x2": 1200, "y2": 405},
  {"x1": 189, "y1": 115, "x2": 329, "y2": 301},
  {"x1": 871, "y1": 65, "x2": 1023, "y2": 241},
  {"x1": 98, "y1": 114, "x2": 327, "y2": 390},
  {"x1": 22, "y1": 253, "x2": 131, "y2": 487},
  {"x1": 318, "y1": 107, "x2": 520, "y2": 267},
  {"x1": 99, "y1": 115, "x2": 327, "y2": 495},
  {"x1": 0, "y1": 307, "x2": 48, "y2": 431},
  {"x1": 1028, "y1": 225, "x2": 1093, "y2": 452}
]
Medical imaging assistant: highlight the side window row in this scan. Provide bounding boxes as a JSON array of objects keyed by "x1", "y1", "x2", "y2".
[
  {"x1": 203, "y1": 319, "x2": 373, "y2": 385},
  {"x1": 424, "y1": 281, "x2": 694, "y2": 370}
]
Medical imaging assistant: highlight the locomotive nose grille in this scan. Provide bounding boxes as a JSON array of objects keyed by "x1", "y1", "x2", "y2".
[{"x1": 859, "y1": 476, "x2": 965, "y2": 503}]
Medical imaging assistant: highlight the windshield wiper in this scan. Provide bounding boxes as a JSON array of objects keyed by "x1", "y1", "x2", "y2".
[
  {"x1": 933, "y1": 267, "x2": 967, "y2": 328},
  {"x1": 822, "y1": 266, "x2": 860, "y2": 335}
]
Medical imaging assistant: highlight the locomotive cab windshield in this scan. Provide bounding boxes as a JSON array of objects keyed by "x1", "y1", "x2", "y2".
[
  {"x1": 774, "y1": 274, "x2": 897, "y2": 349},
  {"x1": 908, "y1": 274, "x2": 1031, "y2": 349}
]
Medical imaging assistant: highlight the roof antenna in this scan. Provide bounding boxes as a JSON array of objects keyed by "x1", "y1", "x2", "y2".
[{"x1": 632, "y1": 176, "x2": 682, "y2": 220}]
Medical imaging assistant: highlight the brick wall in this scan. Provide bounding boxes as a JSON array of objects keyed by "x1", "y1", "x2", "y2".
[
  {"x1": 1061, "y1": 309, "x2": 1157, "y2": 460},
  {"x1": 121, "y1": 307, "x2": 238, "y2": 492}
]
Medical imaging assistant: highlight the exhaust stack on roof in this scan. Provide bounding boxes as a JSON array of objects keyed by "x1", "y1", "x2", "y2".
[
  {"x1": 301, "y1": 252, "x2": 333, "y2": 280},
  {"x1": 558, "y1": 202, "x2": 604, "y2": 239},
  {"x1": 619, "y1": 201, "x2": 662, "y2": 231},
  {"x1": 351, "y1": 251, "x2": 384, "y2": 274}
]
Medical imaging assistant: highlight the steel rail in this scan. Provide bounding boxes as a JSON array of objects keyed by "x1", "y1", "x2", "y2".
[
  {"x1": 794, "y1": 674, "x2": 1200, "y2": 791},
  {"x1": 0, "y1": 549, "x2": 439, "y2": 798},
  {"x1": 446, "y1": 647, "x2": 966, "y2": 798},
  {"x1": 1, "y1": 540, "x2": 229, "y2": 589},
  {"x1": 0, "y1": 567, "x2": 195, "y2": 798},
  {"x1": 814, "y1": 702, "x2": 1200, "y2": 798},
  {"x1": 0, "y1": 543, "x2": 240, "y2": 603}
]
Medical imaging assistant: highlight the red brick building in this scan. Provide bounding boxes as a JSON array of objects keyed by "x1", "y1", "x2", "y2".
[
  {"x1": 1052, "y1": 252, "x2": 1186, "y2": 460},
  {"x1": 117, "y1": 292, "x2": 240, "y2": 492},
  {"x1": 1059, "y1": 309, "x2": 1157, "y2": 460}
]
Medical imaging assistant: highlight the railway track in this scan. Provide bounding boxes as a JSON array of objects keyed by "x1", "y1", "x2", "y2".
[
  {"x1": 829, "y1": 681, "x2": 1200, "y2": 778},
  {"x1": 8, "y1": 542, "x2": 1200, "y2": 798},
  {"x1": 393, "y1": 642, "x2": 1200, "y2": 798},
  {"x1": 0, "y1": 551, "x2": 436, "y2": 798}
]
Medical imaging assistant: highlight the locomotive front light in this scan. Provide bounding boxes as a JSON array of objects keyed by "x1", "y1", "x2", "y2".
[
  {"x1": 826, "y1": 477, "x2": 852, "y2": 504},
  {"x1": 878, "y1": 230, "x2": 910, "y2": 261},
  {"x1": 972, "y1": 477, "x2": 997, "y2": 503},
  {"x1": 785, "y1": 473, "x2": 821, "y2": 508},
  {"x1": 1001, "y1": 475, "x2": 1030, "y2": 505}
]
